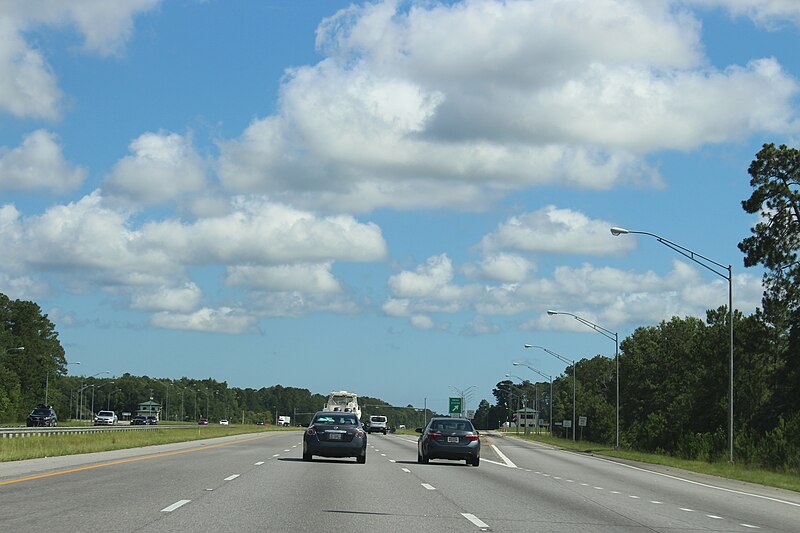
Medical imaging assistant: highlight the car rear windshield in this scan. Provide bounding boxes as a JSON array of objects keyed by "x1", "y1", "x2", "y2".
[
  {"x1": 370, "y1": 416, "x2": 386, "y2": 422},
  {"x1": 430, "y1": 420, "x2": 473, "y2": 431},
  {"x1": 98, "y1": 411, "x2": 113, "y2": 416},
  {"x1": 32, "y1": 408, "x2": 52, "y2": 415},
  {"x1": 314, "y1": 415, "x2": 357, "y2": 425}
]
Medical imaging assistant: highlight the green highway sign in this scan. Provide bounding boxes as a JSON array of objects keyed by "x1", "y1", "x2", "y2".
[{"x1": 449, "y1": 397, "x2": 462, "y2": 414}]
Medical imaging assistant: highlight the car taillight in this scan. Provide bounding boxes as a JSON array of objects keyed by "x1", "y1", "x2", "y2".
[
  {"x1": 355, "y1": 428, "x2": 364, "y2": 437},
  {"x1": 464, "y1": 433, "x2": 479, "y2": 441},
  {"x1": 427, "y1": 431, "x2": 443, "y2": 440},
  {"x1": 307, "y1": 426, "x2": 316, "y2": 436}
]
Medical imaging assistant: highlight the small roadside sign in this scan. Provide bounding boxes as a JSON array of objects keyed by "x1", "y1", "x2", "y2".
[{"x1": 579, "y1": 416, "x2": 587, "y2": 427}]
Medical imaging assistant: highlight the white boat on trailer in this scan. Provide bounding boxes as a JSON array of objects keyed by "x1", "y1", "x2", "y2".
[{"x1": 324, "y1": 391, "x2": 361, "y2": 420}]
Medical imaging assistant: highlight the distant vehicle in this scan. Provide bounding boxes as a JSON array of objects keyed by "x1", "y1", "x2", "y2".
[
  {"x1": 303, "y1": 411, "x2": 366, "y2": 463},
  {"x1": 398, "y1": 425, "x2": 406, "y2": 430},
  {"x1": 367, "y1": 415, "x2": 388, "y2": 434},
  {"x1": 27, "y1": 405, "x2": 57, "y2": 427},
  {"x1": 219, "y1": 419, "x2": 229, "y2": 425},
  {"x1": 130, "y1": 415, "x2": 147, "y2": 425},
  {"x1": 417, "y1": 417, "x2": 480, "y2": 466},
  {"x1": 277, "y1": 415, "x2": 291, "y2": 426},
  {"x1": 94, "y1": 410, "x2": 118, "y2": 426},
  {"x1": 324, "y1": 390, "x2": 361, "y2": 419},
  {"x1": 198, "y1": 418, "x2": 209, "y2": 425},
  {"x1": 146, "y1": 416, "x2": 158, "y2": 425},
  {"x1": 255, "y1": 421, "x2": 264, "y2": 426}
]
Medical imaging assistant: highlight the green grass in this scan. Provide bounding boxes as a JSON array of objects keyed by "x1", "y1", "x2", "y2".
[
  {"x1": 503, "y1": 430, "x2": 800, "y2": 493},
  {"x1": 0, "y1": 425, "x2": 299, "y2": 462}
]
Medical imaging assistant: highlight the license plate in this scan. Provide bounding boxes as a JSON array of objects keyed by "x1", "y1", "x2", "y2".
[
  {"x1": 447, "y1": 436, "x2": 459, "y2": 443},
  {"x1": 328, "y1": 433, "x2": 342, "y2": 440}
]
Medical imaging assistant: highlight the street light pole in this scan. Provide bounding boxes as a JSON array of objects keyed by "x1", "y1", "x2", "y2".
[
  {"x1": 523, "y1": 344, "x2": 576, "y2": 441},
  {"x1": 513, "y1": 362, "x2": 553, "y2": 436},
  {"x1": 611, "y1": 226, "x2": 735, "y2": 462},
  {"x1": 547, "y1": 310, "x2": 618, "y2": 448}
]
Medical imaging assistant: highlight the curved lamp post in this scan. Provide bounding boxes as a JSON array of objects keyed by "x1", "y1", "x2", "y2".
[
  {"x1": 512, "y1": 362, "x2": 553, "y2": 436},
  {"x1": 523, "y1": 344, "x2": 576, "y2": 441},
  {"x1": 611, "y1": 226, "x2": 734, "y2": 463},
  {"x1": 547, "y1": 310, "x2": 618, "y2": 448}
]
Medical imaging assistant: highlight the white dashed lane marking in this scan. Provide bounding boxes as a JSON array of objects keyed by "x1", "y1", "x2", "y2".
[
  {"x1": 462, "y1": 512, "x2": 490, "y2": 529},
  {"x1": 161, "y1": 500, "x2": 190, "y2": 512},
  {"x1": 421, "y1": 483, "x2": 436, "y2": 491},
  {"x1": 224, "y1": 474, "x2": 240, "y2": 481}
]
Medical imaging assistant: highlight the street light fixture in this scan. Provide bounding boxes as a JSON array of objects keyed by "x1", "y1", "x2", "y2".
[
  {"x1": 547, "y1": 310, "x2": 619, "y2": 447},
  {"x1": 512, "y1": 362, "x2": 553, "y2": 436},
  {"x1": 611, "y1": 226, "x2": 735, "y2": 463},
  {"x1": 523, "y1": 344, "x2": 576, "y2": 441}
]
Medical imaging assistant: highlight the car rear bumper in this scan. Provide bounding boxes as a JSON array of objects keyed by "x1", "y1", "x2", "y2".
[
  {"x1": 305, "y1": 437, "x2": 366, "y2": 458},
  {"x1": 424, "y1": 441, "x2": 480, "y2": 460}
]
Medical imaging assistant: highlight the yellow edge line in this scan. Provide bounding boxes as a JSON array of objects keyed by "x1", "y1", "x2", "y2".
[{"x1": 0, "y1": 433, "x2": 275, "y2": 486}]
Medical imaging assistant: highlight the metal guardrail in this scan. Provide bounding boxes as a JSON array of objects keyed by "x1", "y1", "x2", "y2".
[{"x1": 0, "y1": 424, "x2": 192, "y2": 438}]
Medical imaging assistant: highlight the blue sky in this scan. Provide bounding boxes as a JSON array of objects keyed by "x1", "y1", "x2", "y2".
[{"x1": 1, "y1": 0, "x2": 799, "y2": 414}]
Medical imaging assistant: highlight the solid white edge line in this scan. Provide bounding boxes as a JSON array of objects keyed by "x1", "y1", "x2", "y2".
[
  {"x1": 161, "y1": 500, "x2": 191, "y2": 512},
  {"x1": 491, "y1": 444, "x2": 517, "y2": 468},
  {"x1": 462, "y1": 513, "x2": 490, "y2": 528},
  {"x1": 590, "y1": 455, "x2": 800, "y2": 508}
]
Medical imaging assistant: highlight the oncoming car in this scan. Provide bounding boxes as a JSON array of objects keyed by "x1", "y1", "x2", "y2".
[
  {"x1": 93, "y1": 410, "x2": 118, "y2": 425},
  {"x1": 27, "y1": 405, "x2": 57, "y2": 427},
  {"x1": 417, "y1": 417, "x2": 480, "y2": 466},
  {"x1": 303, "y1": 411, "x2": 366, "y2": 463}
]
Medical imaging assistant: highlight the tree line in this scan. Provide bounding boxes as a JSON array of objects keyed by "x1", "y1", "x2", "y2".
[{"x1": 0, "y1": 297, "x2": 431, "y2": 428}]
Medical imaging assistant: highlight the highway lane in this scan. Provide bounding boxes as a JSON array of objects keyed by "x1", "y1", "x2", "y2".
[{"x1": 1, "y1": 430, "x2": 799, "y2": 531}]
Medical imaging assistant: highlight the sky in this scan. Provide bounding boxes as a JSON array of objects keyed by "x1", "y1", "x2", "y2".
[{"x1": 1, "y1": 0, "x2": 799, "y2": 415}]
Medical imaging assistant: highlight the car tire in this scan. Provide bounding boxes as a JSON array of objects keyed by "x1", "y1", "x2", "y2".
[
  {"x1": 303, "y1": 452, "x2": 312, "y2": 461},
  {"x1": 420, "y1": 450, "x2": 429, "y2": 464},
  {"x1": 357, "y1": 451, "x2": 366, "y2": 464},
  {"x1": 471, "y1": 456, "x2": 480, "y2": 467}
]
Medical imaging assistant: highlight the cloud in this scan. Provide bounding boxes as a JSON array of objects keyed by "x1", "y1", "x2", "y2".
[
  {"x1": 131, "y1": 282, "x2": 203, "y2": 312},
  {"x1": 687, "y1": 0, "x2": 800, "y2": 27},
  {"x1": 467, "y1": 253, "x2": 534, "y2": 283},
  {"x1": 384, "y1": 252, "x2": 764, "y2": 332},
  {"x1": 0, "y1": 0, "x2": 159, "y2": 119},
  {"x1": 0, "y1": 130, "x2": 86, "y2": 193},
  {"x1": 103, "y1": 131, "x2": 208, "y2": 206},
  {"x1": 216, "y1": 0, "x2": 798, "y2": 211},
  {"x1": 479, "y1": 206, "x2": 635, "y2": 255},
  {"x1": 151, "y1": 307, "x2": 257, "y2": 334},
  {"x1": 226, "y1": 263, "x2": 341, "y2": 293},
  {"x1": 0, "y1": 191, "x2": 387, "y2": 324}
]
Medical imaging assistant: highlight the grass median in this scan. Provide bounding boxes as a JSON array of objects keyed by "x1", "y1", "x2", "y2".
[
  {"x1": 0, "y1": 425, "x2": 299, "y2": 462},
  {"x1": 502, "y1": 430, "x2": 800, "y2": 493}
]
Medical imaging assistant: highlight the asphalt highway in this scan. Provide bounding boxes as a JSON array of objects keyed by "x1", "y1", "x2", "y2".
[{"x1": 1, "y1": 431, "x2": 798, "y2": 532}]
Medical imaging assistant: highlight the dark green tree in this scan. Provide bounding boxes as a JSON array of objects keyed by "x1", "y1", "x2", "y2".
[{"x1": 739, "y1": 143, "x2": 800, "y2": 328}]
